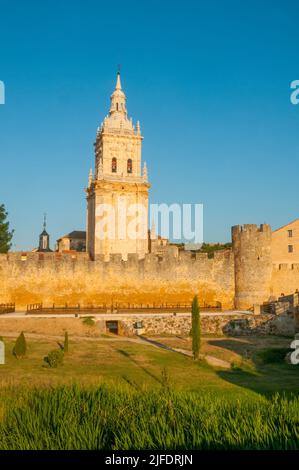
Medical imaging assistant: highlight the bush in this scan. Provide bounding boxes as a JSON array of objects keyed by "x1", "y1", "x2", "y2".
[
  {"x1": 64, "y1": 332, "x2": 69, "y2": 353},
  {"x1": 191, "y1": 295, "x2": 201, "y2": 360},
  {"x1": 44, "y1": 350, "x2": 64, "y2": 368},
  {"x1": 13, "y1": 332, "x2": 27, "y2": 359},
  {"x1": 82, "y1": 316, "x2": 95, "y2": 327}
]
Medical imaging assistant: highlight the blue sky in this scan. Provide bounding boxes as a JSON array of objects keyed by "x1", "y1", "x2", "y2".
[{"x1": 0, "y1": 0, "x2": 299, "y2": 250}]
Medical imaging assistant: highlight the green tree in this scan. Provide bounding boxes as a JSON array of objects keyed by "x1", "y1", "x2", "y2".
[
  {"x1": 0, "y1": 204, "x2": 14, "y2": 253},
  {"x1": 64, "y1": 331, "x2": 69, "y2": 353},
  {"x1": 191, "y1": 295, "x2": 201, "y2": 360},
  {"x1": 13, "y1": 332, "x2": 27, "y2": 359}
]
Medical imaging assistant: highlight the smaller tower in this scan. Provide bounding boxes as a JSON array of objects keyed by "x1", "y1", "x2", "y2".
[
  {"x1": 38, "y1": 214, "x2": 52, "y2": 252},
  {"x1": 232, "y1": 224, "x2": 272, "y2": 309}
]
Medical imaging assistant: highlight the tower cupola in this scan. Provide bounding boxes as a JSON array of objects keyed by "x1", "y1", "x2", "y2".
[{"x1": 38, "y1": 214, "x2": 52, "y2": 252}]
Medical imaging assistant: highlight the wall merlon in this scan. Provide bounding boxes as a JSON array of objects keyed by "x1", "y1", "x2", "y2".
[
  {"x1": 213, "y1": 249, "x2": 232, "y2": 260},
  {"x1": 273, "y1": 263, "x2": 299, "y2": 271},
  {"x1": 278, "y1": 263, "x2": 289, "y2": 271},
  {"x1": 110, "y1": 254, "x2": 123, "y2": 264},
  {"x1": 127, "y1": 253, "x2": 139, "y2": 264},
  {"x1": 195, "y1": 252, "x2": 209, "y2": 261},
  {"x1": 232, "y1": 224, "x2": 271, "y2": 236}
]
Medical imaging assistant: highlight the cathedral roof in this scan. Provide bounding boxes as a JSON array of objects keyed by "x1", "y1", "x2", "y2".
[{"x1": 58, "y1": 230, "x2": 86, "y2": 241}]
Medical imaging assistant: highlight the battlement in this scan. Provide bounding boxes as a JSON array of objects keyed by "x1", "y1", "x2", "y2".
[
  {"x1": 0, "y1": 247, "x2": 235, "y2": 310},
  {"x1": 273, "y1": 263, "x2": 299, "y2": 271},
  {"x1": 0, "y1": 248, "x2": 234, "y2": 271},
  {"x1": 232, "y1": 223, "x2": 271, "y2": 237}
]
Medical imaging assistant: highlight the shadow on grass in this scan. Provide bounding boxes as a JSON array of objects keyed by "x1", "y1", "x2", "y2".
[
  {"x1": 208, "y1": 337, "x2": 296, "y2": 397},
  {"x1": 116, "y1": 349, "x2": 162, "y2": 385}
]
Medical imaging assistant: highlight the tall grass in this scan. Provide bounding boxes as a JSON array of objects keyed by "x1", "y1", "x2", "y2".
[{"x1": 0, "y1": 384, "x2": 298, "y2": 450}]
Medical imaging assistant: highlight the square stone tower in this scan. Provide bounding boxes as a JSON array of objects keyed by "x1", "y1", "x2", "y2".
[{"x1": 86, "y1": 71, "x2": 150, "y2": 260}]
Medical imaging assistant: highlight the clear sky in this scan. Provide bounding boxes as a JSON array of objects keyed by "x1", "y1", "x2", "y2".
[{"x1": 0, "y1": 0, "x2": 299, "y2": 250}]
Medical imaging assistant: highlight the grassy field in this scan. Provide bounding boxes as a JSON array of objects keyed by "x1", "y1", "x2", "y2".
[
  {"x1": 0, "y1": 334, "x2": 298, "y2": 449},
  {"x1": 0, "y1": 334, "x2": 298, "y2": 396}
]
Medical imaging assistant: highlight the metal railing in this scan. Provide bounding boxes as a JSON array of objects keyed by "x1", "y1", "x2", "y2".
[
  {"x1": 26, "y1": 301, "x2": 222, "y2": 315},
  {"x1": 0, "y1": 303, "x2": 15, "y2": 314}
]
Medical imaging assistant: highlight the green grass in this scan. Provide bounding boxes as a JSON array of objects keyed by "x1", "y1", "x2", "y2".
[
  {"x1": 0, "y1": 335, "x2": 298, "y2": 450},
  {"x1": 0, "y1": 384, "x2": 298, "y2": 450},
  {"x1": 255, "y1": 348, "x2": 291, "y2": 364},
  {"x1": 0, "y1": 336, "x2": 298, "y2": 397}
]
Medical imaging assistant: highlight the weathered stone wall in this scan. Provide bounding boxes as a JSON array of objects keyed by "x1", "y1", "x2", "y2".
[
  {"x1": 119, "y1": 313, "x2": 296, "y2": 337},
  {"x1": 0, "y1": 313, "x2": 294, "y2": 338},
  {"x1": 2, "y1": 232, "x2": 299, "y2": 313},
  {"x1": 0, "y1": 249, "x2": 235, "y2": 310}
]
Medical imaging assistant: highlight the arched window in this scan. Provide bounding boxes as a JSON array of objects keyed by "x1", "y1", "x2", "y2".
[
  {"x1": 112, "y1": 157, "x2": 117, "y2": 173},
  {"x1": 127, "y1": 158, "x2": 133, "y2": 174}
]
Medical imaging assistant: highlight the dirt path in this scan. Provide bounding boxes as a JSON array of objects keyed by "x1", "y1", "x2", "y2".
[{"x1": 138, "y1": 336, "x2": 231, "y2": 369}]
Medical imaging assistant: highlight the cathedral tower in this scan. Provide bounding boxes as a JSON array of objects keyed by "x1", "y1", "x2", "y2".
[{"x1": 86, "y1": 71, "x2": 150, "y2": 260}]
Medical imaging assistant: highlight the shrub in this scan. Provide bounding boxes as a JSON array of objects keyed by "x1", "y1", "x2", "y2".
[
  {"x1": 64, "y1": 332, "x2": 69, "y2": 353},
  {"x1": 191, "y1": 295, "x2": 201, "y2": 360},
  {"x1": 44, "y1": 350, "x2": 64, "y2": 368},
  {"x1": 82, "y1": 316, "x2": 95, "y2": 327},
  {"x1": 13, "y1": 332, "x2": 27, "y2": 359}
]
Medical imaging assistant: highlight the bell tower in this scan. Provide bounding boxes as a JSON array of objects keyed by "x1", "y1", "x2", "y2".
[{"x1": 86, "y1": 71, "x2": 150, "y2": 260}]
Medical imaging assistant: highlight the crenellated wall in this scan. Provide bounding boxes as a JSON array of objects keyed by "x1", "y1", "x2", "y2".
[
  {"x1": 1, "y1": 228, "x2": 299, "y2": 311},
  {"x1": 271, "y1": 263, "x2": 299, "y2": 298},
  {"x1": 0, "y1": 249, "x2": 235, "y2": 310}
]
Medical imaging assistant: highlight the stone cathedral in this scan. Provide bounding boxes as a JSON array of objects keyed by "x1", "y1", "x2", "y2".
[{"x1": 86, "y1": 72, "x2": 150, "y2": 261}]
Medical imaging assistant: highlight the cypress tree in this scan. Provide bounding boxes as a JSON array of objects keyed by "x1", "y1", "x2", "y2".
[
  {"x1": 0, "y1": 204, "x2": 14, "y2": 253},
  {"x1": 64, "y1": 331, "x2": 69, "y2": 353},
  {"x1": 13, "y1": 332, "x2": 27, "y2": 358},
  {"x1": 191, "y1": 295, "x2": 201, "y2": 360}
]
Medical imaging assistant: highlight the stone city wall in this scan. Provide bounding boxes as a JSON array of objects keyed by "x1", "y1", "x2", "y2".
[{"x1": 0, "y1": 249, "x2": 235, "y2": 310}]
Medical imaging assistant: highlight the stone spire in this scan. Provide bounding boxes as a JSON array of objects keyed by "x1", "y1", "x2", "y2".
[
  {"x1": 115, "y1": 69, "x2": 122, "y2": 90},
  {"x1": 109, "y1": 70, "x2": 127, "y2": 116},
  {"x1": 143, "y1": 161, "x2": 148, "y2": 182},
  {"x1": 38, "y1": 213, "x2": 52, "y2": 252},
  {"x1": 88, "y1": 168, "x2": 93, "y2": 187}
]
